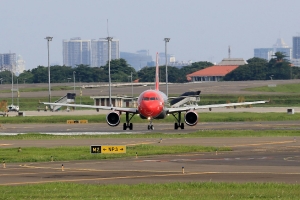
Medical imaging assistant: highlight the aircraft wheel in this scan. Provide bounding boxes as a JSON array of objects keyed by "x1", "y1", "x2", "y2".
[
  {"x1": 123, "y1": 123, "x2": 127, "y2": 130},
  {"x1": 174, "y1": 123, "x2": 178, "y2": 130},
  {"x1": 129, "y1": 123, "x2": 133, "y2": 130},
  {"x1": 151, "y1": 125, "x2": 154, "y2": 130},
  {"x1": 180, "y1": 123, "x2": 184, "y2": 129},
  {"x1": 147, "y1": 125, "x2": 150, "y2": 130}
]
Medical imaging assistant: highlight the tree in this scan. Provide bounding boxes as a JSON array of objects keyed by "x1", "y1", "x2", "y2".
[
  {"x1": 272, "y1": 52, "x2": 288, "y2": 62},
  {"x1": 0, "y1": 70, "x2": 17, "y2": 84}
]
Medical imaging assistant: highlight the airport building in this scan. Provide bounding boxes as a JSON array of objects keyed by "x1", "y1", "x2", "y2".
[
  {"x1": 63, "y1": 37, "x2": 119, "y2": 68},
  {"x1": 186, "y1": 57, "x2": 247, "y2": 82}
]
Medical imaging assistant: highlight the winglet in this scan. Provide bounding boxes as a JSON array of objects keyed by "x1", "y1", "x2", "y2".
[{"x1": 155, "y1": 52, "x2": 159, "y2": 91}]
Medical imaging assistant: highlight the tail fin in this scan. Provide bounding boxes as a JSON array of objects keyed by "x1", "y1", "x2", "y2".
[{"x1": 155, "y1": 52, "x2": 159, "y2": 91}]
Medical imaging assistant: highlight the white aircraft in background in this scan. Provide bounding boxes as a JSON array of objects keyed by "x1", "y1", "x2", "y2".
[{"x1": 43, "y1": 53, "x2": 268, "y2": 130}]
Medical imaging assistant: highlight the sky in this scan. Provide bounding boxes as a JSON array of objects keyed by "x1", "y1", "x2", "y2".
[{"x1": 1, "y1": 0, "x2": 300, "y2": 70}]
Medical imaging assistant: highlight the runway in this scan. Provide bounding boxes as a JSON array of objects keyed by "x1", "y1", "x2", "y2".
[
  {"x1": 1, "y1": 137, "x2": 300, "y2": 185},
  {"x1": 1, "y1": 121, "x2": 300, "y2": 135}
]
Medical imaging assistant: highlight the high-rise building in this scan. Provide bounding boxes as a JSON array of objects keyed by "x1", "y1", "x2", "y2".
[
  {"x1": 0, "y1": 53, "x2": 16, "y2": 73},
  {"x1": 254, "y1": 38, "x2": 292, "y2": 61},
  {"x1": 63, "y1": 37, "x2": 91, "y2": 67},
  {"x1": 91, "y1": 39, "x2": 119, "y2": 67},
  {"x1": 16, "y1": 55, "x2": 26, "y2": 75},
  {"x1": 254, "y1": 48, "x2": 273, "y2": 61},
  {"x1": 293, "y1": 36, "x2": 300, "y2": 59},
  {"x1": 120, "y1": 50, "x2": 152, "y2": 71},
  {"x1": 63, "y1": 37, "x2": 120, "y2": 68},
  {"x1": 158, "y1": 52, "x2": 175, "y2": 66}
]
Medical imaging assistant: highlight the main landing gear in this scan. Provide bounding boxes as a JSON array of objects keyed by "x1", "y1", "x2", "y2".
[
  {"x1": 123, "y1": 112, "x2": 135, "y2": 130},
  {"x1": 171, "y1": 112, "x2": 185, "y2": 130}
]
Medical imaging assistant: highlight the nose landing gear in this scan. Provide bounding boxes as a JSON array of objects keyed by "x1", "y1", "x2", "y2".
[{"x1": 147, "y1": 118, "x2": 154, "y2": 130}]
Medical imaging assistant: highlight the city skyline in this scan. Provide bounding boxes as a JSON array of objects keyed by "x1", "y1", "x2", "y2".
[{"x1": 1, "y1": 0, "x2": 300, "y2": 70}]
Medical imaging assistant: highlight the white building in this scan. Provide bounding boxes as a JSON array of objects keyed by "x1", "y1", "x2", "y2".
[
  {"x1": 91, "y1": 39, "x2": 119, "y2": 67},
  {"x1": 16, "y1": 55, "x2": 26, "y2": 75},
  {"x1": 63, "y1": 37, "x2": 91, "y2": 67}
]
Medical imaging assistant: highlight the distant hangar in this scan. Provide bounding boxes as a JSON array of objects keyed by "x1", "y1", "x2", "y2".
[{"x1": 186, "y1": 58, "x2": 247, "y2": 82}]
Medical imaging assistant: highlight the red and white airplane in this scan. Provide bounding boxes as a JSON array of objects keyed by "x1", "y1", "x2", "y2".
[{"x1": 44, "y1": 53, "x2": 267, "y2": 130}]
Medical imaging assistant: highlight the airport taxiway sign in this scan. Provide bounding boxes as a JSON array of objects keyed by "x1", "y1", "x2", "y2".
[{"x1": 90, "y1": 145, "x2": 126, "y2": 154}]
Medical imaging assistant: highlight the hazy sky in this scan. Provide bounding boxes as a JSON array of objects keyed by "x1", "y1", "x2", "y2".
[{"x1": 1, "y1": 0, "x2": 300, "y2": 70}]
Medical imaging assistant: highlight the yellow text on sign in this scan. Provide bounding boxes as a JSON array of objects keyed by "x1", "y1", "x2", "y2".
[{"x1": 101, "y1": 145, "x2": 126, "y2": 154}]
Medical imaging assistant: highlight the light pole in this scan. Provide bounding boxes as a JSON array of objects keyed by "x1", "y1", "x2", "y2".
[
  {"x1": 11, "y1": 66, "x2": 14, "y2": 105},
  {"x1": 73, "y1": 71, "x2": 76, "y2": 93},
  {"x1": 164, "y1": 38, "x2": 170, "y2": 98},
  {"x1": 45, "y1": 36, "x2": 53, "y2": 103},
  {"x1": 17, "y1": 79, "x2": 19, "y2": 107},
  {"x1": 105, "y1": 37, "x2": 113, "y2": 106},
  {"x1": 0, "y1": 78, "x2": 3, "y2": 84}
]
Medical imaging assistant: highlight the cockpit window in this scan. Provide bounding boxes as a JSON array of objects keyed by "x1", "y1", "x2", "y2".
[{"x1": 142, "y1": 96, "x2": 160, "y2": 101}]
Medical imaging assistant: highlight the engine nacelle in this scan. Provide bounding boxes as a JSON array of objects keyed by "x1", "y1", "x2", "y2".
[
  {"x1": 184, "y1": 111, "x2": 198, "y2": 126},
  {"x1": 106, "y1": 112, "x2": 121, "y2": 127}
]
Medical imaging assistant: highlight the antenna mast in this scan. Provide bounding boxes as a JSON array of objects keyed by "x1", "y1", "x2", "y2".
[{"x1": 228, "y1": 45, "x2": 231, "y2": 59}]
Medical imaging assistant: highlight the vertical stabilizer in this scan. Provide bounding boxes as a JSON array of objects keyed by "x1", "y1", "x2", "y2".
[{"x1": 155, "y1": 52, "x2": 159, "y2": 91}]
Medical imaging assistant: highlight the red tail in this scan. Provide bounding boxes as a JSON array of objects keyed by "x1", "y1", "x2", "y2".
[{"x1": 155, "y1": 52, "x2": 159, "y2": 91}]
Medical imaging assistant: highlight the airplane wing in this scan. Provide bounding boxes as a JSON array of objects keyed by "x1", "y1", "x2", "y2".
[
  {"x1": 42, "y1": 102, "x2": 138, "y2": 113},
  {"x1": 167, "y1": 100, "x2": 268, "y2": 114}
]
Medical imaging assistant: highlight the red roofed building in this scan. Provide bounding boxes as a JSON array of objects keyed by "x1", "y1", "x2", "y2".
[{"x1": 186, "y1": 65, "x2": 239, "y2": 82}]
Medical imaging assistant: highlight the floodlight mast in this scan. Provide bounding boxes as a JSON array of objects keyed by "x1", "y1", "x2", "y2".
[
  {"x1": 106, "y1": 37, "x2": 113, "y2": 106},
  {"x1": 45, "y1": 36, "x2": 53, "y2": 103},
  {"x1": 11, "y1": 64, "x2": 14, "y2": 105},
  {"x1": 164, "y1": 38, "x2": 170, "y2": 98}
]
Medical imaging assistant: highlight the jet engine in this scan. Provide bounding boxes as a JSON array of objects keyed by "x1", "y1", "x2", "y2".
[
  {"x1": 184, "y1": 111, "x2": 198, "y2": 126},
  {"x1": 106, "y1": 112, "x2": 121, "y2": 126}
]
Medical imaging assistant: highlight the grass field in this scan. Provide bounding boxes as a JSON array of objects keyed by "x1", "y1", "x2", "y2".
[
  {"x1": 1, "y1": 144, "x2": 231, "y2": 163},
  {"x1": 1, "y1": 182, "x2": 300, "y2": 199},
  {"x1": 243, "y1": 83, "x2": 300, "y2": 93}
]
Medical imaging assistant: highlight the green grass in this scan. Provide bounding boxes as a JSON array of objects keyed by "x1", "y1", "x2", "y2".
[
  {"x1": 0, "y1": 145, "x2": 231, "y2": 163},
  {"x1": 0, "y1": 112, "x2": 300, "y2": 123},
  {"x1": 1, "y1": 130, "x2": 300, "y2": 140},
  {"x1": 1, "y1": 182, "x2": 300, "y2": 199},
  {"x1": 243, "y1": 83, "x2": 300, "y2": 93}
]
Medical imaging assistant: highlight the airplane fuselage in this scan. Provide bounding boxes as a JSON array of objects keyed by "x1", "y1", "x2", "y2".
[{"x1": 137, "y1": 89, "x2": 168, "y2": 119}]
